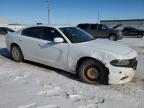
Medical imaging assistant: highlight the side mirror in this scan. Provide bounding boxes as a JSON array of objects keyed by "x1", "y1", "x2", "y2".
[{"x1": 54, "y1": 37, "x2": 64, "y2": 43}]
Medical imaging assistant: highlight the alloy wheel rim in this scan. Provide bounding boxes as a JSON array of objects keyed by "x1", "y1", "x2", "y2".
[{"x1": 110, "y1": 36, "x2": 115, "y2": 40}]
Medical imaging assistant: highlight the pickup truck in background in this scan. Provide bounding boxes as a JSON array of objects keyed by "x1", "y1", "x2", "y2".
[{"x1": 77, "y1": 23, "x2": 123, "y2": 41}]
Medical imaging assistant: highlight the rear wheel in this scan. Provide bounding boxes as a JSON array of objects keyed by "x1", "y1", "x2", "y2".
[
  {"x1": 11, "y1": 45, "x2": 24, "y2": 62},
  {"x1": 137, "y1": 34, "x2": 143, "y2": 38},
  {"x1": 78, "y1": 59, "x2": 108, "y2": 84},
  {"x1": 109, "y1": 35, "x2": 117, "y2": 41}
]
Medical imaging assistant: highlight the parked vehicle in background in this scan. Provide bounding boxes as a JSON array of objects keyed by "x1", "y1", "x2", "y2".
[
  {"x1": 0, "y1": 27, "x2": 14, "y2": 35},
  {"x1": 77, "y1": 23, "x2": 123, "y2": 41},
  {"x1": 122, "y1": 27, "x2": 144, "y2": 38},
  {"x1": 6, "y1": 25, "x2": 137, "y2": 84}
]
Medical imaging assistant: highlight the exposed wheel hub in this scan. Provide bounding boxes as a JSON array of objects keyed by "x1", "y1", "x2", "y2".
[{"x1": 87, "y1": 67, "x2": 98, "y2": 80}]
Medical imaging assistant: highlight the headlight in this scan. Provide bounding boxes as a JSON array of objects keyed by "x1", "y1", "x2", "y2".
[{"x1": 110, "y1": 59, "x2": 130, "y2": 67}]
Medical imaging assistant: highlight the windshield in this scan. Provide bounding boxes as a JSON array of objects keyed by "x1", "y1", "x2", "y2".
[{"x1": 59, "y1": 27, "x2": 94, "y2": 43}]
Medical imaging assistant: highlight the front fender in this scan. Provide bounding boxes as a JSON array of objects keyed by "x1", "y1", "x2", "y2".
[{"x1": 67, "y1": 45, "x2": 107, "y2": 73}]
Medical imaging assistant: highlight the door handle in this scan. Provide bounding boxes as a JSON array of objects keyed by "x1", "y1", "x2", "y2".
[
  {"x1": 38, "y1": 44, "x2": 48, "y2": 48},
  {"x1": 19, "y1": 39, "x2": 22, "y2": 41},
  {"x1": 38, "y1": 44, "x2": 44, "y2": 47}
]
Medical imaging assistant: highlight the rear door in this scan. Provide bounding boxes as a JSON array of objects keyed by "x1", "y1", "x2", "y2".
[{"x1": 20, "y1": 27, "x2": 42, "y2": 61}]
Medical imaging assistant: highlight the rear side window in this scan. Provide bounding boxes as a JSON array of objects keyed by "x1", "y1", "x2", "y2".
[
  {"x1": 123, "y1": 28, "x2": 136, "y2": 31},
  {"x1": 129, "y1": 28, "x2": 136, "y2": 31},
  {"x1": 42, "y1": 27, "x2": 63, "y2": 41},
  {"x1": 77, "y1": 24, "x2": 89, "y2": 29},
  {"x1": 21, "y1": 27, "x2": 42, "y2": 39},
  {"x1": 90, "y1": 24, "x2": 98, "y2": 30},
  {"x1": 123, "y1": 28, "x2": 128, "y2": 31}
]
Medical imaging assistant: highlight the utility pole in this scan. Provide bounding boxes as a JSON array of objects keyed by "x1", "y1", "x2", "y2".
[
  {"x1": 97, "y1": 11, "x2": 100, "y2": 24},
  {"x1": 48, "y1": 0, "x2": 51, "y2": 25}
]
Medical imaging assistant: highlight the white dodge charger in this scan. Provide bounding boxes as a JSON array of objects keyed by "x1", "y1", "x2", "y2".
[{"x1": 5, "y1": 25, "x2": 138, "y2": 84}]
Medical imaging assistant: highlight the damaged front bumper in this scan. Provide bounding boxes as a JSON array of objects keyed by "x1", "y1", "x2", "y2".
[{"x1": 107, "y1": 61, "x2": 137, "y2": 84}]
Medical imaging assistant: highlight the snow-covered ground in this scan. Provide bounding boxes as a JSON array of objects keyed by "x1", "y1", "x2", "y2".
[{"x1": 0, "y1": 35, "x2": 144, "y2": 108}]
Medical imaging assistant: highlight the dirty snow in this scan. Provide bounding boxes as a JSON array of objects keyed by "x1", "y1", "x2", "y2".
[{"x1": 0, "y1": 35, "x2": 144, "y2": 108}]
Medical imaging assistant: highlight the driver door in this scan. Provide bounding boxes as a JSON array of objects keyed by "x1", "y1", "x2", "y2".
[{"x1": 37, "y1": 27, "x2": 69, "y2": 70}]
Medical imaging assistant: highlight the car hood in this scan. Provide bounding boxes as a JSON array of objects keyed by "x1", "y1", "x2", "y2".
[
  {"x1": 112, "y1": 24, "x2": 123, "y2": 29},
  {"x1": 79, "y1": 39, "x2": 133, "y2": 55}
]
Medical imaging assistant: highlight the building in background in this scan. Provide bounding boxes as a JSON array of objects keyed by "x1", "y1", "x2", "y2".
[
  {"x1": 0, "y1": 19, "x2": 8, "y2": 25},
  {"x1": 100, "y1": 19, "x2": 144, "y2": 30},
  {"x1": 0, "y1": 19, "x2": 26, "y2": 30}
]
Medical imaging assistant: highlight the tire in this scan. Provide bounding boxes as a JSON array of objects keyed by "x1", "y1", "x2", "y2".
[
  {"x1": 11, "y1": 45, "x2": 24, "y2": 62},
  {"x1": 78, "y1": 59, "x2": 108, "y2": 84},
  {"x1": 137, "y1": 34, "x2": 143, "y2": 38},
  {"x1": 109, "y1": 35, "x2": 117, "y2": 41}
]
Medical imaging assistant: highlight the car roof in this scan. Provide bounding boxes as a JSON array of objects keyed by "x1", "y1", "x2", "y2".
[
  {"x1": 15, "y1": 24, "x2": 75, "y2": 34},
  {"x1": 22, "y1": 24, "x2": 74, "y2": 29},
  {"x1": 78, "y1": 23, "x2": 100, "y2": 25}
]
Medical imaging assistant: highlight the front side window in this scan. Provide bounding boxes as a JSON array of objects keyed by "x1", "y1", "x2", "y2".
[
  {"x1": 21, "y1": 27, "x2": 42, "y2": 39},
  {"x1": 98, "y1": 25, "x2": 108, "y2": 30},
  {"x1": 59, "y1": 27, "x2": 94, "y2": 43},
  {"x1": 42, "y1": 27, "x2": 64, "y2": 41},
  {"x1": 102, "y1": 25, "x2": 108, "y2": 30}
]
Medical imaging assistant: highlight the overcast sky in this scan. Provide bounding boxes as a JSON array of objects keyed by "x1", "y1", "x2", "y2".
[{"x1": 0, "y1": 0, "x2": 144, "y2": 24}]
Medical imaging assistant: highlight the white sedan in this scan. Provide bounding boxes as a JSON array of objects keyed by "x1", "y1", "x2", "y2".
[{"x1": 5, "y1": 25, "x2": 138, "y2": 84}]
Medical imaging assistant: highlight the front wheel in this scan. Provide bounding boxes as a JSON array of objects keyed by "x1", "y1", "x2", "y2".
[
  {"x1": 11, "y1": 45, "x2": 24, "y2": 62},
  {"x1": 78, "y1": 59, "x2": 108, "y2": 84}
]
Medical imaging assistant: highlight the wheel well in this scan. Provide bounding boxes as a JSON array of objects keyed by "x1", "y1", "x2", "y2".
[
  {"x1": 11, "y1": 43, "x2": 20, "y2": 50},
  {"x1": 10, "y1": 43, "x2": 23, "y2": 57},
  {"x1": 76, "y1": 57, "x2": 108, "y2": 74},
  {"x1": 138, "y1": 33, "x2": 143, "y2": 35},
  {"x1": 109, "y1": 33, "x2": 117, "y2": 36}
]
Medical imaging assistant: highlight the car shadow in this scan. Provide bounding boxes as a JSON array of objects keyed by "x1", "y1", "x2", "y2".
[
  {"x1": 24, "y1": 60, "x2": 79, "y2": 82},
  {"x1": 0, "y1": 48, "x2": 80, "y2": 82},
  {"x1": 0, "y1": 48, "x2": 11, "y2": 58}
]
